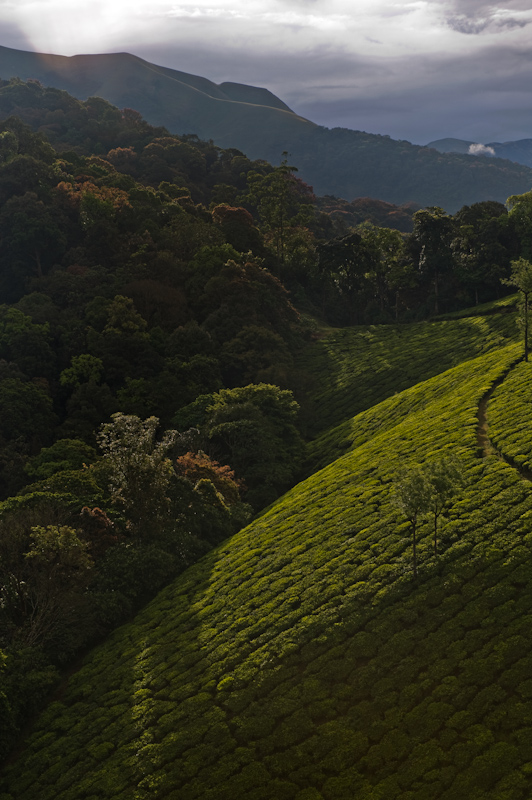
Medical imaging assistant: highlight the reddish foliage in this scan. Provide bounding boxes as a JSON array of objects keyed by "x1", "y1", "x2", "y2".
[
  {"x1": 174, "y1": 451, "x2": 243, "y2": 505},
  {"x1": 79, "y1": 506, "x2": 123, "y2": 558}
]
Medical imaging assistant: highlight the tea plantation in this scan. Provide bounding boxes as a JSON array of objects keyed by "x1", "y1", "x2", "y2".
[
  {"x1": 300, "y1": 303, "x2": 517, "y2": 470},
  {"x1": 3, "y1": 310, "x2": 532, "y2": 800}
]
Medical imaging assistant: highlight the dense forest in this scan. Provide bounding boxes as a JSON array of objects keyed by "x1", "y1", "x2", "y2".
[{"x1": 1, "y1": 77, "x2": 532, "y2": 773}]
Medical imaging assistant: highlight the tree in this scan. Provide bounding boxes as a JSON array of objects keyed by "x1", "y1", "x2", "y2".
[
  {"x1": 392, "y1": 466, "x2": 431, "y2": 578},
  {"x1": 0, "y1": 192, "x2": 67, "y2": 299},
  {"x1": 507, "y1": 189, "x2": 532, "y2": 260},
  {"x1": 0, "y1": 306, "x2": 55, "y2": 378},
  {"x1": 357, "y1": 224, "x2": 406, "y2": 318},
  {"x1": 410, "y1": 206, "x2": 454, "y2": 314},
  {"x1": 25, "y1": 439, "x2": 97, "y2": 481},
  {"x1": 21, "y1": 525, "x2": 93, "y2": 652},
  {"x1": 318, "y1": 231, "x2": 377, "y2": 324},
  {"x1": 502, "y1": 257, "x2": 532, "y2": 362},
  {"x1": 246, "y1": 154, "x2": 315, "y2": 265},
  {"x1": 59, "y1": 354, "x2": 104, "y2": 389},
  {"x1": 0, "y1": 522, "x2": 93, "y2": 657},
  {"x1": 97, "y1": 413, "x2": 179, "y2": 537},
  {"x1": 425, "y1": 454, "x2": 464, "y2": 555},
  {"x1": 205, "y1": 383, "x2": 305, "y2": 510},
  {"x1": 174, "y1": 450, "x2": 251, "y2": 543},
  {"x1": 452, "y1": 202, "x2": 511, "y2": 305}
]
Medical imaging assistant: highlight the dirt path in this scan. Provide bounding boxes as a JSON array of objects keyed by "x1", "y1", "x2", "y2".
[{"x1": 476, "y1": 357, "x2": 532, "y2": 482}]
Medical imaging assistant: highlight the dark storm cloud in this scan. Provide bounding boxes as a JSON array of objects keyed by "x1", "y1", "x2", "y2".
[
  {"x1": 434, "y1": 0, "x2": 532, "y2": 34},
  {"x1": 283, "y1": 44, "x2": 532, "y2": 143},
  {"x1": 447, "y1": 14, "x2": 528, "y2": 33}
]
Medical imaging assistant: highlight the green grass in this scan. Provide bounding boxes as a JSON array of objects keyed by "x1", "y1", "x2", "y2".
[{"x1": 4, "y1": 330, "x2": 532, "y2": 799}]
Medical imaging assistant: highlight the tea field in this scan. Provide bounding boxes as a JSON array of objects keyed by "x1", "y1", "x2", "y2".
[
  {"x1": 300, "y1": 304, "x2": 518, "y2": 470},
  {"x1": 487, "y1": 360, "x2": 532, "y2": 473},
  {"x1": 3, "y1": 302, "x2": 532, "y2": 800}
]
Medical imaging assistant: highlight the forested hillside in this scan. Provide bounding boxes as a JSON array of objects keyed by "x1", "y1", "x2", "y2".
[
  {"x1": 2, "y1": 81, "x2": 532, "y2": 798},
  {"x1": 2, "y1": 45, "x2": 532, "y2": 211}
]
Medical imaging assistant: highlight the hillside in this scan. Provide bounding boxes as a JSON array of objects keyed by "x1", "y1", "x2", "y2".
[
  {"x1": 3, "y1": 305, "x2": 532, "y2": 799},
  {"x1": 428, "y1": 138, "x2": 532, "y2": 170},
  {"x1": 2, "y1": 45, "x2": 532, "y2": 211}
]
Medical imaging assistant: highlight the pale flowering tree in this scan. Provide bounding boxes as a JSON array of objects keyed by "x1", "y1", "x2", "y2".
[{"x1": 98, "y1": 413, "x2": 179, "y2": 537}]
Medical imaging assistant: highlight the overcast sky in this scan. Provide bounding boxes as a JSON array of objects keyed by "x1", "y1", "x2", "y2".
[{"x1": 1, "y1": 0, "x2": 532, "y2": 144}]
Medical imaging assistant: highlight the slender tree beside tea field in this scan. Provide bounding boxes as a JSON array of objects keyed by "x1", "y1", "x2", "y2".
[
  {"x1": 502, "y1": 257, "x2": 532, "y2": 362},
  {"x1": 392, "y1": 465, "x2": 431, "y2": 579}
]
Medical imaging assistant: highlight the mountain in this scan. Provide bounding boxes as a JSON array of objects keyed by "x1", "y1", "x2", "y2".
[
  {"x1": 428, "y1": 137, "x2": 532, "y2": 169},
  {"x1": 1, "y1": 44, "x2": 532, "y2": 212},
  {"x1": 3, "y1": 303, "x2": 532, "y2": 799},
  {"x1": 0, "y1": 46, "x2": 315, "y2": 149}
]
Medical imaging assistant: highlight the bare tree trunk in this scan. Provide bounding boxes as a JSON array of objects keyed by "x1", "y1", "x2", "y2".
[
  {"x1": 412, "y1": 522, "x2": 417, "y2": 578},
  {"x1": 525, "y1": 292, "x2": 529, "y2": 363}
]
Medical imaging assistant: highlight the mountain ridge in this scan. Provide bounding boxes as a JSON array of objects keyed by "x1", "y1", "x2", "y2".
[
  {"x1": 1, "y1": 44, "x2": 532, "y2": 211},
  {"x1": 428, "y1": 137, "x2": 532, "y2": 169}
]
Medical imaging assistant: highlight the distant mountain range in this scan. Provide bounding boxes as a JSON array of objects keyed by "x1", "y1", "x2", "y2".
[
  {"x1": 427, "y1": 138, "x2": 532, "y2": 168},
  {"x1": 1, "y1": 44, "x2": 532, "y2": 212}
]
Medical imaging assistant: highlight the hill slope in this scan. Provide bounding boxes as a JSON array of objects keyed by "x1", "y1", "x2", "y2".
[
  {"x1": 428, "y1": 138, "x2": 532, "y2": 169},
  {"x1": 2, "y1": 45, "x2": 532, "y2": 211},
  {"x1": 3, "y1": 308, "x2": 532, "y2": 799}
]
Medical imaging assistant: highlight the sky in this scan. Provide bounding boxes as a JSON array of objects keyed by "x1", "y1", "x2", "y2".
[{"x1": 1, "y1": 0, "x2": 532, "y2": 145}]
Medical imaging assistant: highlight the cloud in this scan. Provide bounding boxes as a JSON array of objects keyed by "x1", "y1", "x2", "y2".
[
  {"x1": 436, "y1": 0, "x2": 532, "y2": 34},
  {"x1": 468, "y1": 143, "x2": 496, "y2": 155},
  {"x1": 166, "y1": 5, "x2": 245, "y2": 19},
  {"x1": 447, "y1": 13, "x2": 528, "y2": 33},
  {"x1": 165, "y1": 4, "x2": 351, "y2": 31}
]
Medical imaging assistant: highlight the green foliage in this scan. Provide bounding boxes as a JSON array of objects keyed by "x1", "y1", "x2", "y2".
[
  {"x1": 60, "y1": 355, "x2": 104, "y2": 389},
  {"x1": 0, "y1": 306, "x2": 55, "y2": 377},
  {"x1": 392, "y1": 465, "x2": 432, "y2": 578},
  {"x1": 487, "y1": 361, "x2": 532, "y2": 472},
  {"x1": 392, "y1": 455, "x2": 465, "y2": 575},
  {"x1": 25, "y1": 439, "x2": 97, "y2": 480},
  {"x1": 97, "y1": 413, "x2": 178, "y2": 537},
  {"x1": 205, "y1": 383, "x2": 305, "y2": 509},
  {"x1": 501, "y1": 257, "x2": 532, "y2": 360},
  {"x1": 246, "y1": 154, "x2": 315, "y2": 267}
]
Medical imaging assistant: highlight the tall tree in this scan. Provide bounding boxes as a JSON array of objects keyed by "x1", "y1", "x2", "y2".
[
  {"x1": 502, "y1": 257, "x2": 532, "y2": 362},
  {"x1": 246, "y1": 153, "x2": 315, "y2": 266},
  {"x1": 205, "y1": 383, "x2": 305, "y2": 510},
  {"x1": 425, "y1": 454, "x2": 464, "y2": 556},
  {"x1": 410, "y1": 206, "x2": 454, "y2": 314},
  {"x1": 97, "y1": 414, "x2": 179, "y2": 537},
  {"x1": 392, "y1": 466, "x2": 431, "y2": 579},
  {"x1": 452, "y1": 202, "x2": 511, "y2": 305}
]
